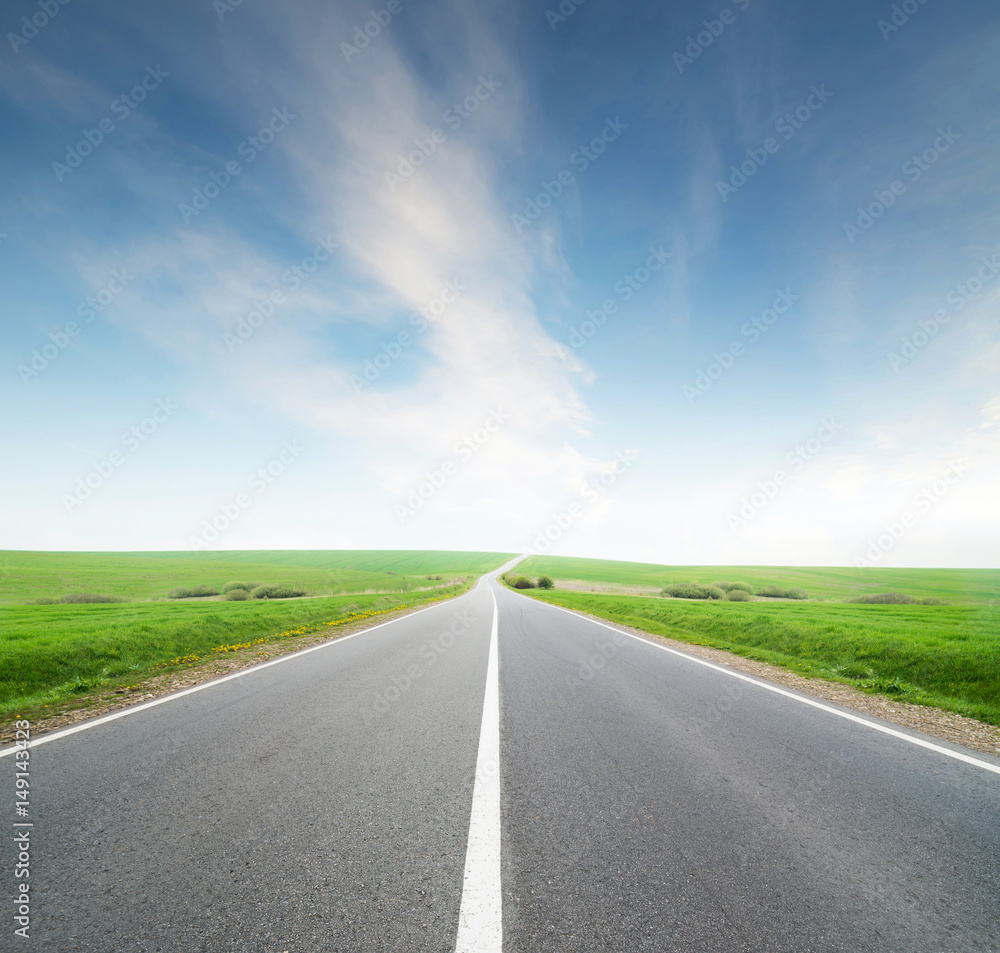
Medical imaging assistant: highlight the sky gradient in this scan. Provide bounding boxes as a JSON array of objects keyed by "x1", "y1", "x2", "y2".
[{"x1": 2, "y1": 0, "x2": 998, "y2": 567}]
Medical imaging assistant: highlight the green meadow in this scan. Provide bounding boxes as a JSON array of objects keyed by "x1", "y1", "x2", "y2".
[
  {"x1": 0, "y1": 549, "x2": 513, "y2": 604},
  {"x1": 515, "y1": 555, "x2": 1000, "y2": 606},
  {"x1": 0, "y1": 586, "x2": 469, "y2": 720},
  {"x1": 0, "y1": 550, "x2": 512, "y2": 723}
]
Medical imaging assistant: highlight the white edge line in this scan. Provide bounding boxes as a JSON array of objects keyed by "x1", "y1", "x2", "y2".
[
  {"x1": 531, "y1": 595, "x2": 1000, "y2": 777},
  {"x1": 454, "y1": 587, "x2": 503, "y2": 953},
  {"x1": 0, "y1": 592, "x2": 469, "y2": 758}
]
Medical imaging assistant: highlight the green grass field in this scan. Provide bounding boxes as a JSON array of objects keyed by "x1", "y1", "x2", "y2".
[
  {"x1": 0, "y1": 550, "x2": 511, "y2": 723},
  {"x1": 512, "y1": 588, "x2": 1000, "y2": 726},
  {"x1": 0, "y1": 584, "x2": 470, "y2": 720},
  {"x1": 0, "y1": 549, "x2": 513, "y2": 604},
  {"x1": 515, "y1": 555, "x2": 1000, "y2": 605}
]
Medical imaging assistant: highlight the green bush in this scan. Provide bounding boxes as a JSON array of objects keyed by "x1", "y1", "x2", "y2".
[
  {"x1": 60, "y1": 593, "x2": 128, "y2": 604},
  {"x1": 30, "y1": 594, "x2": 127, "y2": 605},
  {"x1": 725, "y1": 589, "x2": 752, "y2": 602},
  {"x1": 756, "y1": 585, "x2": 808, "y2": 600},
  {"x1": 662, "y1": 583, "x2": 725, "y2": 600},
  {"x1": 222, "y1": 589, "x2": 250, "y2": 601},
  {"x1": 537, "y1": 576, "x2": 555, "y2": 590},
  {"x1": 713, "y1": 581, "x2": 754, "y2": 594},
  {"x1": 512, "y1": 577, "x2": 535, "y2": 590},
  {"x1": 848, "y1": 592, "x2": 916, "y2": 605},
  {"x1": 221, "y1": 581, "x2": 259, "y2": 593},
  {"x1": 250, "y1": 585, "x2": 306, "y2": 599},
  {"x1": 166, "y1": 585, "x2": 219, "y2": 599},
  {"x1": 918, "y1": 597, "x2": 950, "y2": 606}
]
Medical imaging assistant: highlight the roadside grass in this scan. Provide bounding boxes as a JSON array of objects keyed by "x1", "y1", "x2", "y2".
[
  {"x1": 514, "y1": 555, "x2": 1000, "y2": 606},
  {"x1": 0, "y1": 583, "x2": 468, "y2": 721},
  {"x1": 517, "y1": 588, "x2": 1000, "y2": 727},
  {"x1": 0, "y1": 549, "x2": 513, "y2": 605}
]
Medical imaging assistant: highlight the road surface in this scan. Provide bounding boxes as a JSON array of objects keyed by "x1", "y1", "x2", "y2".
[{"x1": 3, "y1": 571, "x2": 998, "y2": 952}]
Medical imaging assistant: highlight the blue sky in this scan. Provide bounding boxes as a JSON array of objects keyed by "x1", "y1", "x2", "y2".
[{"x1": 2, "y1": 0, "x2": 998, "y2": 567}]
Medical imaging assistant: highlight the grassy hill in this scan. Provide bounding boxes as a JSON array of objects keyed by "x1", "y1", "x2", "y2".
[
  {"x1": 0, "y1": 550, "x2": 513, "y2": 604},
  {"x1": 514, "y1": 555, "x2": 1000, "y2": 605},
  {"x1": 0, "y1": 549, "x2": 514, "y2": 723}
]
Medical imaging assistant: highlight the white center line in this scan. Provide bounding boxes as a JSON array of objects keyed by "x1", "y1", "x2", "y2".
[{"x1": 455, "y1": 587, "x2": 502, "y2": 953}]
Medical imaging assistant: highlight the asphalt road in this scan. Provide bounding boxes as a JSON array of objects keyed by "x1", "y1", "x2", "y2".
[{"x1": 3, "y1": 572, "x2": 998, "y2": 952}]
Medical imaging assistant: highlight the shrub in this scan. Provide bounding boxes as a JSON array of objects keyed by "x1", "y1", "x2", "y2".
[
  {"x1": 662, "y1": 583, "x2": 725, "y2": 600},
  {"x1": 918, "y1": 597, "x2": 949, "y2": 606},
  {"x1": 536, "y1": 576, "x2": 555, "y2": 590},
  {"x1": 713, "y1": 581, "x2": 754, "y2": 594},
  {"x1": 59, "y1": 593, "x2": 127, "y2": 604},
  {"x1": 847, "y1": 592, "x2": 916, "y2": 605},
  {"x1": 756, "y1": 585, "x2": 808, "y2": 600},
  {"x1": 725, "y1": 589, "x2": 752, "y2": 602},
  {"x1": 221, "y1": 581, "x2": 258, "y2": 593},
  {"x1": 167, "y1": 585, "x2": 219, "y2": 599},
  {"x1": 512, "y1": 577, "x2": 535, "y2": 590},
  {"x1": 222, "y1": 589, "x2": 250, "y2": 601},
  {"x1": 250, "y1": 585, "x2": 306, "y2": 599}
]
